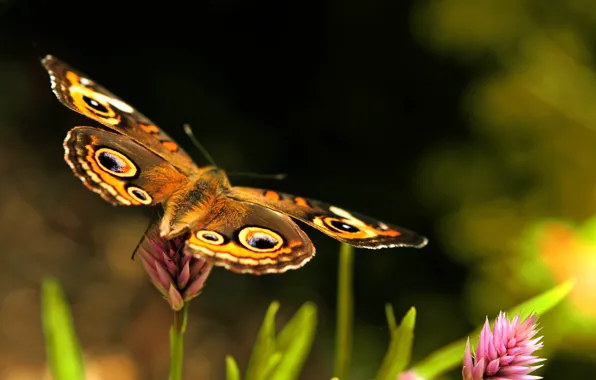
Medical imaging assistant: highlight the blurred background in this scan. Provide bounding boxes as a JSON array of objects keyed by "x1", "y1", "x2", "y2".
[{"x1": 1, "y1": 0, "x2": 595, "y2": 378}]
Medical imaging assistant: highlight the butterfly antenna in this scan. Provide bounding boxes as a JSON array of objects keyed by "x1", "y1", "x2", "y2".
[
  {"x1": 183, "y1": 123, "x2": 218, "y2": 167},
  {"x1": 184, "y1": 123, "x2": 285, "y2": 181},
  {"x1": 227, "y1": 172, "x2": 287, "y2": 181},
  {"x1": 130, "y1": 219, "x2": 157, "y2": 260}
]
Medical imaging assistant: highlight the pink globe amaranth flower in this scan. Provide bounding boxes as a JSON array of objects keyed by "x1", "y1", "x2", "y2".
[
  {"x1": 137, "y1": 225, "x2": 213, "y2": 310},
  {"x1": 398, "y1": 370, "x2": 424, "y2": 380},
  {"x1": 462, "y1": 312, "x2": 545, "y2": 380}
]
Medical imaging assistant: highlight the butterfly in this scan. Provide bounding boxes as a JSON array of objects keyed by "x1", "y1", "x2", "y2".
[{"x1": 42, "y1": 55, "x2": 428, "y2": 275}]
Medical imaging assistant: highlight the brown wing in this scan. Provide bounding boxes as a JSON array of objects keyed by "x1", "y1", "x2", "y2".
[
  {"x1": 185, "y1": 199, "x2": 315, "y2": 275},
  {"x1": 42, "y1": 55, "x2": 196, "y2": 173},
  {"x1": 64, "y1": 126, "x2": 190, "y2": 206},
  {"x1": 227, "y1": 187, "x2": 428, "y2": 249}
]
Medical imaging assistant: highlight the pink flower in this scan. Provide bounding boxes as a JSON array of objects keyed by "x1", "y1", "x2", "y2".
[
  {"x1": 137, "y1": 225, "x2": 213, "y2": 310},
  {"x1": 462, "y1": 312, "x2": 545, "y2": 380},
  {"x1": 398, "y1": 370, "x2": 424, "y2": 380}
]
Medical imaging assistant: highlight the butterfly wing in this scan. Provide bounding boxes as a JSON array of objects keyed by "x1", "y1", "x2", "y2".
[
  {"x1": 65, "y1": 126, "x2": 191, "y2": 206},
  {"x1": 42, "y1": 55, "x2": 196, "y2": 172},
  {"x1": 227, "y1": 187, "x2": 428, "y2": 249},
  {"x1": 184, "y1": 199, "x2": 315, "y2": 275}
]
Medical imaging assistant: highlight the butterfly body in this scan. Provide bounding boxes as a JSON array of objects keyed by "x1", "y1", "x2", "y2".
[
  {"x1": 158, "y1": 166, "x2": 231, "y2": 238},
  {"x1": 44, "y1": 55, "x2": 428, "y2": 275}
]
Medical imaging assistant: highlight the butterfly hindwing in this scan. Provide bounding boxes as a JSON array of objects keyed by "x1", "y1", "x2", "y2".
[
  {"x1": 64, "y1": 126, "x2": 191, "y2": 206},
  {"x1": 227, "y1": 187, "x2": 428, "y2": 249},
  {"x1": 42, "y1": 55, "x2": 196, "y2": 172},
  {"x1": 185, "y1": 199, "x2": 315, "y2": 275}
]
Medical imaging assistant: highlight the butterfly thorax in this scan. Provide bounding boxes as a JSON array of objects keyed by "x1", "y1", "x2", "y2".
[{"x1": 159, "y1": 166, "x2": 232, "y2": 238}]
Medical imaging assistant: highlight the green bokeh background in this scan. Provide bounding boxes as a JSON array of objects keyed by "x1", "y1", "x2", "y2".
[{"x1": 1, "y1": 0, "x2": 595, "y2": 378}]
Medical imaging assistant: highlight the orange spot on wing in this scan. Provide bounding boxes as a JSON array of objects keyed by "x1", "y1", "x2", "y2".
[
  {"x1": 65, "y1": 71, "x2": 121, "y2": 125},
  {"x1": 380, "y1": 229, "x2": 400, "y2": 237},
  {"x1": 265, "y1": 191, "x2": 281, "y2": 201},
  {"x1": 162, "y1": 141, "x2": 179, "y2": 152},
  {"x1": 294, "y1": 197, "x2": 309, "y2": 207},
  {"x1": 140, "y1": 124, "x2": 160, "y2": 134},
  {"x1": 65, "y1": 71, "x2": 81, "y2": 84}
]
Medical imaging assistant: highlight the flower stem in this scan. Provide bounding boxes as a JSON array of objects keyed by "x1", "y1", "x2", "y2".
[
  {"x1": 169, "y1": 305, "x2": 188, "y2": 380},
  {"x1": 334, "y1": 243, "x2": 354, "y2": 380}
]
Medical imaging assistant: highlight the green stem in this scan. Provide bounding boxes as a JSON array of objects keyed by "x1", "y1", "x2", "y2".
[
  {"x1": 169, "y1": 305, "x2": 188, "y2": 380},
  {"x1": 334, "y1": 243, "x2": 354, "y2": 380}
]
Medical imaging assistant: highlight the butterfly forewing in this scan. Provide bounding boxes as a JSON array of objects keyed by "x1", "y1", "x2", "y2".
[{"x1": 43, "y1": 55, "x2": 197, "y2": 172}]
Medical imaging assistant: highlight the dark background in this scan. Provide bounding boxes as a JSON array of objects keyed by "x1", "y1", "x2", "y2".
[{"x1": 0, "y1": 0, "x2": 592, "y2": 379}]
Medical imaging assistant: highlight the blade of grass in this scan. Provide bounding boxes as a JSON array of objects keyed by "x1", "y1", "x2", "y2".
[
  {"x1": 334, "y1": 243, "x2": 354, "y2": 380},
  {"x1": 41, "y1": 277, "x2": 85, "y2": 380},
  {"x1": 413, "y1": 278, "x2": 576, "y2": 379}
]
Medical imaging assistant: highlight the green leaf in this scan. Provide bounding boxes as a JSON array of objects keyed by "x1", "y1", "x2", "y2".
[
  {"x1": 41, "y1": 277, "x2": 85, "y2": 380},
  {"x1": 270, "y1": 302, "x2": 318, "y2": 380},
  {"x1": 230, "y1": 301, "x2": 318, "y2": 380},
  {"x1": 246, "y1": 301, "x2": 280, "y2": 380},
  {"x1": 413, "y1": 278, "x2": 576, "y2": 379},
  {"x1": 258, "y1": 351, "x2": 283, "y2": 379},
  {"x1": 376, "y1": 307, "x2": 416, "y2": 380},
  {"x1": 226, "y1": 356, "x2": 241, "y2": 380},
  {"x1": 508, "y1": 278, "x2": 576, "y2": 318},
  {"x1": 385, "y1": 303, "x2": 397, "y2": 337}
]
